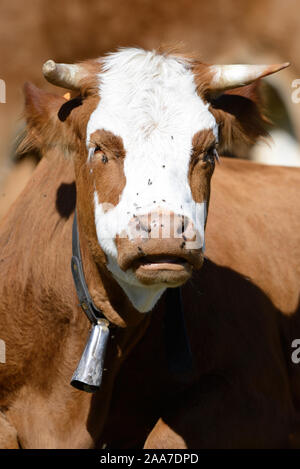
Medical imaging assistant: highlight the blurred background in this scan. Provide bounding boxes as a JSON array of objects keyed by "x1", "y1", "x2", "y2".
[{"x1": 0, "y1": 0, "x2": 299, "y2": 218}]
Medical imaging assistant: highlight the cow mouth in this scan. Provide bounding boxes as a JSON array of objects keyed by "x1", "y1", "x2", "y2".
[
  {"x1": 132, "y1": 255, "x2": 193, "y2": 286},
  {"x1": 134, "y1": 255, "x2": 188, "y2": 270}
]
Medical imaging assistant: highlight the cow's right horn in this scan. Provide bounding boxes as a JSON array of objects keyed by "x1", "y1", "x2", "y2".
[
  {"x1": 207, "y1": 62, "x2": 290, "y2": 92},
  {"x1": 42, "y1": 60, "x2": 86, "y2": 90}
]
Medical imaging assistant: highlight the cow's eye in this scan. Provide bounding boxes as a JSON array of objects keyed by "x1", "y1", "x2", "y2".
[
  {"x1": 203, "y1": 147, "x2": 219, "y2": 164},
  {"x1": 94, "y1": 145, "x2": 108, "y2": 164}
]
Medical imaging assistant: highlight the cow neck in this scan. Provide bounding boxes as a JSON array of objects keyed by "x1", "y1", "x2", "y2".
[
  {"x1": 71, "y1": 210, "x2": 194, "y2": 376},
  {"x1": 71, "y1": 210, "x2": 147, "y2": 328}
]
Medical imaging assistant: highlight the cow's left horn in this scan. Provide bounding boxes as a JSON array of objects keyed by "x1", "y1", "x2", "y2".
[
  {"x1": 208, "y1": 62, "x2": 290, "y2": 92},
  {"x1": 43, "y1": 60, "x2": 86, "y2": 90}
]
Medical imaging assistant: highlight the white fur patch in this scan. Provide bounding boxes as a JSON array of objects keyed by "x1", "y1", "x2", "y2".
[{"x1": 86, "y1": 48, "x2": 218, "y2": 312}]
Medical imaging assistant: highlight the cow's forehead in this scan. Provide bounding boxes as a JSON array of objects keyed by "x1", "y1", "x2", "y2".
[{"x1": 86, "y1": 48, "x2": 218, "y2": 149}]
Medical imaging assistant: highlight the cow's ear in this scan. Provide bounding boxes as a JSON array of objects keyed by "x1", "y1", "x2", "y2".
[
  {"x1": 209, "y1": 81, "x2": 269, "y2": 157},
  {"x1": 19, "y1": 82, "x2": 70, "y2": 156},
  {"x1": 24, "y1": 82, "x2": 66, "y2": 118}
]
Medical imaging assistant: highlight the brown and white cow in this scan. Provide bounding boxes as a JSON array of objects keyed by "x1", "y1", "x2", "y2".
[{"x1": 0, "y1": 48, "x2": 299, "y2": 449}]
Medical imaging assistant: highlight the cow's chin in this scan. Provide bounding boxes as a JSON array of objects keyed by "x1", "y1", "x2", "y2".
[{"x1": 132, "y1": 257, "x2": 194, "y2": 286}]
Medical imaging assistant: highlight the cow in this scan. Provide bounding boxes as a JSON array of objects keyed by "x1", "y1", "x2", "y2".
[{"x1": 0, "y1": 47, "x2": 299, "y2": 449}]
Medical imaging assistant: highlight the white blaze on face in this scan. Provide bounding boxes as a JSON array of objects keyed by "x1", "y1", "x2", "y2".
[{"x1": 86, "y1": 48, "x2": 218, "y2": 312}]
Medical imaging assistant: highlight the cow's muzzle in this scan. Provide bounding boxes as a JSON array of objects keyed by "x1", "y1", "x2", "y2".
[{"x1": 116, "y1": 210, "x2": 204, "y2": 286}]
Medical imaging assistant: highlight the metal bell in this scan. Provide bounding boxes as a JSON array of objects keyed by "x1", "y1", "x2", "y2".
[{"x1": 70, "y1": 318, "x2": 110, "y2": 393}]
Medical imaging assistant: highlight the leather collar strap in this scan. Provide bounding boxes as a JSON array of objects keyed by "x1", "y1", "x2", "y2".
[
  {"x1": 164, "y1": 286, "x2": 193, "y2": 374},
  {"x1": 71, "y1": 211, "x2": 106, "y2": 324}
]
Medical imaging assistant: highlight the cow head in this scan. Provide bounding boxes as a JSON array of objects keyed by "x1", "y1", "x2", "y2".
[{"x1": 22, "y1": 48, "x2": 288, "y2": 312}]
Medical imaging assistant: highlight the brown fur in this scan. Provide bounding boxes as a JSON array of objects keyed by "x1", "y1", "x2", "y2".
[
  {"x1": 89, "y1": 130, "x2": 126, "y2": 207},
  {"x1": 189, "y1": 129, "x2": 216, "y2": 204}
]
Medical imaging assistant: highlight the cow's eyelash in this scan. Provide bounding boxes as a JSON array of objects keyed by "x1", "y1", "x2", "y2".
[
  {"x1": 88, "y1": 145, "x2": 106, "y2": 162},
  {"x1": 192, "y1": 143, "x2": 217, "y2": 159},
  {"x1": 90, "y1": 143, "x2": 123, "y2": 159},
  {"x1": 94, "y1": 145, "x2": 102, "y2": 153},
  {"x1": 202, "y1": 146, "x2": 220, "y2": 164}
]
